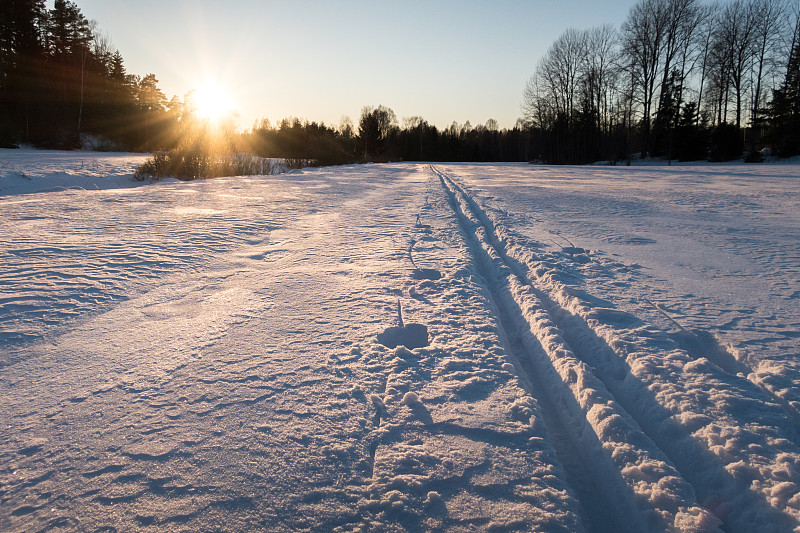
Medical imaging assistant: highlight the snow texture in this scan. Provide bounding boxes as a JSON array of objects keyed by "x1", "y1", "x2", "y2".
[{"x1": 1, "y1": 150, "x2": 799, "y2": 532}]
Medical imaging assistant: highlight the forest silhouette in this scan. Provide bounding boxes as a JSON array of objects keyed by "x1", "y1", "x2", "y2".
[{"x1": 1, "y1": 0, "x2": 799, "y2": 177}]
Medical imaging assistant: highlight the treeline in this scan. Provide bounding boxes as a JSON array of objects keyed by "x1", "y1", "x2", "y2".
[
  {"x1": 4, "y1": 0, "x2": 800, "y2": 167},
  {"x1": 1, "y1": 0, "x2": 175, "y2": 150},
  {"x1": 137, "y1": 105, "x2": 533, "y2": 180},
  {"x1": 524, "y1": 0, "x2": 800, "y2": 164},
  {"x1": 243, "y1": 106, "x2": 532, "y2": 166},
  {"x1": 0, "y1": 0, "x2": 533, "y2": 165}
]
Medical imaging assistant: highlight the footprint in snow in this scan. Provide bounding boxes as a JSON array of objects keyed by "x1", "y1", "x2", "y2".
[
  {"x1": 377, "y1": 323, "x2": 429, "y2": 350},
  {"x1": 411, "y1": 268, "x2": 441, "y2": 280},
  {"x1": 377, "y1": 300, "x2": 429, "y2": 349}
]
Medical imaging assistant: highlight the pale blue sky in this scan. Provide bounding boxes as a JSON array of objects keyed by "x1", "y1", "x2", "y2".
[{"x1": 74, "y1": 0, "x2": 635, "y2": 130}]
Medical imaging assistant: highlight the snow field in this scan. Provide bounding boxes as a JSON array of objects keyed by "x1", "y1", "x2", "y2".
[
  {"x1": 445, "y1": 163, "x2": 800, "y2": 419},
  {"x1": 0, "y1": 174, "x2": 293, "y2": 351},
  {"x1": 0, "y1": 149, "x2": 150, "y2": 195},
  {"x1": 1, "y1": 153, "x2": 799, "y2": 531},
  {"x1": 354, "y1": 174, "x2": 584, "y2": 531}
]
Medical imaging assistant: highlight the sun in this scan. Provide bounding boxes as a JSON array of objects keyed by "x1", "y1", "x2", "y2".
[{"x1": 192, "y1": 83, "x2": 236, "y2": 123}]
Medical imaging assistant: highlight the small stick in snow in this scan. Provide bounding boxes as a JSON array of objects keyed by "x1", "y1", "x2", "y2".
[
  {"x1": 397, "y1": 299, "x2": 404, "y2": 328},
  {"x1": 642, "y1": 297, "x2": 690, "y2": 334},
  {"x1": 554, "y1": 232, "x2": 576, "y2": 248}
]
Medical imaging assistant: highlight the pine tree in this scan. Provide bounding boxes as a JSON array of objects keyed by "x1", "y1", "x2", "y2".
[
  {"x1": 46, "y1": 0, "x2": 93, "y2": 146},
  {"x1": 135, "y1": 74, "x2": 167, "y2": 150},
  {"x1": 0, "y1": 0, "x2": 47, "y2": 145},
  {"x1": 47, "y1": 0, "x2": 91, "y2": 60},
  {"x1": 770, "y1": 14, "x2": 800, "y2": 157}
]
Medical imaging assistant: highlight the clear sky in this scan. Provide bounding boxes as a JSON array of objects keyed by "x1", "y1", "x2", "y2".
[{"x1": 73, "y1": 0, "x2": 635, "y2": 130}]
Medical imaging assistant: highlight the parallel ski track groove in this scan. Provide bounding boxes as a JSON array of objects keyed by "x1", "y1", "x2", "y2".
[
  {"x1": 434, "y1": 165, "x2": 800, "y2": 533},
  {"x1": 433, "y1": 166, "x2": 702, "y2": 532}
]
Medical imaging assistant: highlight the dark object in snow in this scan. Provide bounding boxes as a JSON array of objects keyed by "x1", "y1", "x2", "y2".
[
  {"x1": 412, "y1": 268, "x2": 441, "y2": 280},
  {"x1": 377, "y1": 323, "x2": 429, "y2": 349},
  {"x1": 562, "y1": 246, "x2": 587, "y2": 256},
  {"x1": 378, "y1": 299, "x2": 429, "y2": 348}
]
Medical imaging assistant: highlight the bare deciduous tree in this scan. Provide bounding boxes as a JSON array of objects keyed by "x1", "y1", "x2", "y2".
[
  {"x1": 712, "y1": 0, "x2": 759, "y2": 128},
  {"x1": 749, "y1": 0, "x2": 789, "y2": 126},
  {"x1": 622, "y1": 0, "x2": 670, "y2": 154},
  {"x1": 691, "y1": 3, "x2": 719, "y2": 124},
  {"x1": 536, "y1": 28, "x2": 589, "y2": 124},
  {"x1": 583, "y1": 25, "x2": 621, "y2": 135}
]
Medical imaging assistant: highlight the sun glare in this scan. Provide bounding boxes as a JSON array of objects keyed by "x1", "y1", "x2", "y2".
[{"x1": 193, "y1": 83, "x2": 236, "y2": 123}]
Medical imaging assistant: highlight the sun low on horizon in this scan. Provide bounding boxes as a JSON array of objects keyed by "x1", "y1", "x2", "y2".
[{"x1": 191, "y1": 82, "x2": 238, "y2": 124}]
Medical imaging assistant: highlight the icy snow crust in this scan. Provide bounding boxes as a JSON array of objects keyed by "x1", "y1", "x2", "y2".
[{"x1": 0, "y1": 153, "x2": 799, "y2": 532}]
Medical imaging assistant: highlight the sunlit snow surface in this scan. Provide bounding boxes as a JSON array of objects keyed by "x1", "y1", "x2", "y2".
[{"x1": 1, "y1": 151, "x2": 799, "y2": 532}]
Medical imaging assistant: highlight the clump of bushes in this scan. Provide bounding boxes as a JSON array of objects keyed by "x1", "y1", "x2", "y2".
[
  {"x1": 134, "y1": 115, "x2": 288, "y2": 181},
  {"x1": 134, "y1": 150, "x2": 283, "y2": 181}
]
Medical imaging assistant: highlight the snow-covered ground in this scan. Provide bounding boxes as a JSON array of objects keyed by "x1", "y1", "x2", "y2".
[
  {"x1": 1, "y1": 151, "x2": 799, "y2": 532},
  {"x1": 0, "y1": 148, "x2": 150, "y2": 196}
]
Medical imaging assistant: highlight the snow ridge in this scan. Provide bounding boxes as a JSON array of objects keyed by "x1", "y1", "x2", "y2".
[{"x1": 482, "y1": 205, "x2": 800, "y2": 532}]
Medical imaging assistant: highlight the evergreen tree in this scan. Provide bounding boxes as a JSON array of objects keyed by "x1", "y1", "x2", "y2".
[
  {"x1": 769, "y1": 14, "x2": 800, "y2": 157},
  {"x1": 358, "y1": 105, "x2": 397, "y2": 161},
  {"x1": 674, "y1": 102, "x2": 709, "y2": 160},
  {"x1": 0, "y1": 0, "x2": 46, "y2": 145},
  {"x1": 46, "y1": 0, "x2": 92, "y2": 146}
]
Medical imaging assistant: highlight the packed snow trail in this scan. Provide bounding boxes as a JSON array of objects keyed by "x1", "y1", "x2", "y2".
[{"x1": 1, "y1": 154, "x2": 799, "y2": 532}]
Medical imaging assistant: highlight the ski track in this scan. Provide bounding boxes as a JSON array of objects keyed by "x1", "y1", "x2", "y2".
[
  {"x1": 450, "y1": 163, "x2": 800, "y2": 419},
  {"x1": 1, "y1": 155, "x2": 799, "y2": 532},
  {"x1": 358, "y1": 173, "x2": 585, "y2": 532},
  {"x1": 434, "y1": 165, "x2": 720, "y2": 533},
  {"x1": 432, "y1": 164, "x2": 800, "y2": 533}
]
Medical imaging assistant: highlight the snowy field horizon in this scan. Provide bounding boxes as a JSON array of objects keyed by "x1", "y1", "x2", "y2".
[{"x1": 1, "y1": 150, "x2": 799, "y2": 532}]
